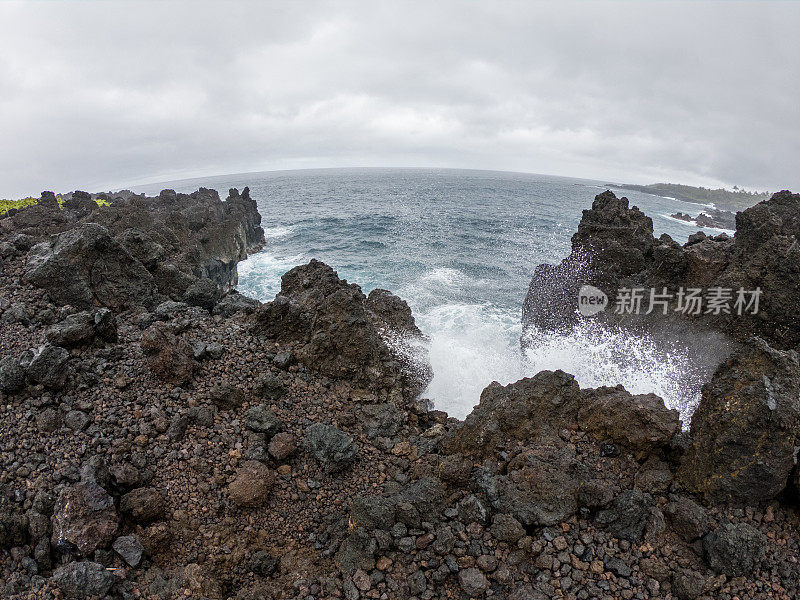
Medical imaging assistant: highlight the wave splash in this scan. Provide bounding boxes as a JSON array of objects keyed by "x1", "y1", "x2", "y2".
[{"x1": 417, "y1": 305, "x2": 702, "y2": 423}]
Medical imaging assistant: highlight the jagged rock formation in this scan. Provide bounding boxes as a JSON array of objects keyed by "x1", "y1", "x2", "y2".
[
  {"x1": 251, "y1": 259, "x2": 432, "y2": 399},
  {"x1": 1, "y1": 185, "x2": 799, "y2": 600},
  {"x1": 678, "y1": 338, "x2": 800, "y2": 504},
  {"x1": 443, "y1": 370, "x2": 679, "y2": 460},
  {"x1": 7, "y1": 187, "x2": 265, "y2": 310},
  {"x1": 523, "y1": 189, "x2": 800, "y2": 351}
]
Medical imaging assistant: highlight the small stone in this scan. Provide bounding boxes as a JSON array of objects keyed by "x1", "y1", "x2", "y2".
[
  {"x1": 209, "y1": 382, "x2": 245, "y2": 410},
  {"x1": 120, "y1": 487, "x2": 165, "y2": 523},
  {"x1": 246, "y1": 404, "x2": 281, "y2": 436},
  {"x1": 64, "y1": 410, "x2": 90, "y2": 431},
  {"x1": 113, "y1": 535, "x2": 144, "y2": 567},
  {"x1": 268, "y1": 432, "x2": 297, "y2": 460},
  {"x1": 272, "y1": 351, "x2": 295, "y2": 369},
  {"x1": 352, "y1": 568, "x2": 371, "y2": 591},
  {"x1": 305, "y1": 423, "x2": 358, "y2": 473},
  {"x1": 458, "y1": 567, "x2": 488, "y2": 597},
  {"x1": 52, "y1": 561, "x2": 115, "y2": 599},
  {"x1": 36, "y1": 408, "x2": 60, "y2": 433},
  {"x1": 228, "y1": 461, "x2": 276, "y2": 507},
  {"x1": 490, "y1": 513, "x2": 525, "y2": 543}
]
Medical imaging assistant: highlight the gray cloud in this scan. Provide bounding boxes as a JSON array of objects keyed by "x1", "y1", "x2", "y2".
[{"x1": 1, "y1": 1, "x2": 798, "y2": 198}]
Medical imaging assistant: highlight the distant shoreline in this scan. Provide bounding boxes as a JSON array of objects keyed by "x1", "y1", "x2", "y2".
[{"x1": 605, "y1": 182, "x2": 768, "y2": 212}]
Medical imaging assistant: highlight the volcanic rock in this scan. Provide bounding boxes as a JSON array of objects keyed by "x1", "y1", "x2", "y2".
[
  {"x1": 120, "y1": 487, "x2": 166, "y2": 523},
  {"x1": 703, "y1": 522, "x2": 767, "y2": 577},
  {"x1": 52, "y1": 561, "x2": 115, "y2": 599},
  {"x1": 578, "y1": 386, "x2": 680, "y2": 459},
  {"x1": 228, "y1": 461, "x2": 276, "y2": 507},
  {"x1": 46, "y1": 308, "x2": 117, "y2": 347},
  {"x1": 140, "y1": 322, "x2": 197, "y2": 385},
  {"x1": 26, "y1": 344, "x2": 71, "y2": 390},
  {"x1": 24, "y1": 223, "x2": 156, "y2": 310},
  {"x1": 445, "y1": 370, "x2": 581, "y2": 456},
  {"x1": 678, "y1": 337, "x2": 800, "y2": 503},
  {"x1": 251, "y1": 259, "x2": 431, "y2": 398},
  {"x1": 305, "y1": 423, "x2": 359, "y2": 473},
  {"x1": 51, "y1": 482, "x2": 119, "y2": 555}
]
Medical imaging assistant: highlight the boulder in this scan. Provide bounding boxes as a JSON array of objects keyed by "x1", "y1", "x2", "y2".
[
  {"x1": 678, "y1": 338, "x2": 800, "y2": 504},
  {"x1": 595, "y1": 489, "x2": 654, "y2": 542},
  {"x1": 703, "y1": 523, "x2": 766, "y2": 577},
  {"x1": 52, "y1": 561, "x2": 115, "y2": 599},
  {"x1": 493, "y1": 446, "x2": 584, "y2": 527},
  {"x1": 305, "y1": 423, "x2": 359, "y2": 473},
  {"x1": 578, "y1": 386, "x2": 680, "y2": 459},
  {"x1": 26, "y1": 344, "x2": 71, "y2": 390},
  {"x1": 183, "y1": 277, "x2": 220, "y2": 310},
  {"x1": 663, "y1": 497, "x2": 713, "y2": 542},
  {"x1": 252, "y1": 260, "x2": 431, "y2": 398},
  {"x1": 46, "y1": 308, "x2": 117, "y2": 347},
  {"x1": 24, "y1": 223, "x2": 156, "y2": 310},
  {"x1": 444, "y1": 370, "x2": 581, "y2": 456},
  {"x1": 51, "y1": 482, "x2": 119, "y2": 555},
  {"x1": 140, "y1": 322, "x2": 198, "y2": 385}
]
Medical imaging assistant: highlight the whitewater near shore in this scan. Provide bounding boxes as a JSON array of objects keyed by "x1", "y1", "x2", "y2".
[{"x1": 0, "y1": 185, "x2": 798, "y2": 600}]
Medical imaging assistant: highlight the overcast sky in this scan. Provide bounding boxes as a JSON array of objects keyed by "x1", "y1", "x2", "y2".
[{"x1": 0, "y1": 1, "x2": 798, "y2": 198}]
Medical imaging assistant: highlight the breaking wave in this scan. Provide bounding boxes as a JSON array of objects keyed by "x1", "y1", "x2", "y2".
[{"x1": 417, "y1": 303, "x2": 703, "y2": 423}]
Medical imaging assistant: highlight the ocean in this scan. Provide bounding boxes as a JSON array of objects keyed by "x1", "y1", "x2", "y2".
[{"x1": 133, "y1": 168, "x2": 733, "y2": 421}]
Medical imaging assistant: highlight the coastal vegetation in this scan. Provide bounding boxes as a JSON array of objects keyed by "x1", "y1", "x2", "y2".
[
  {"x1": 610, "y1": 182, "x2": 770, "y2": 211},
  {"x1": 0, "y1": 194, "x2": 110, "y2": 216}
]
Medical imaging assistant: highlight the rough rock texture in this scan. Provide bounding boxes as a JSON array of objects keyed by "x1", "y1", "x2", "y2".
[
  {"x1": 305, "y1": 423, "x2": 359, "y2": 473},
  {"x1": 50, "y1": 482, "x2": 118, "y2": 555},
  {"x1": 678, "y1": 338, "x2": 800, "y2": 504},
  {"x1": 703, "y1": 522, "x2": 767, "y2": 577},
  {"x1": 140, "y1": 322, "x2": 198, "y2": 385},
  {"x1": 577, "y1": 386, "x2": 680, "y2": 459},
  {"x1": 228, "y1": 461, "x2": 276, "y2": 507},
  {"x1": 24, "y1": 223, "x2": 157, "y2": 310},
  {"x1": 522, "y1": 189, "x2": 800, "y2": 351},
  {"x1": 252, "y1": 259, "x2": 431, "y2": 398},
  {"x1": 46, "y1": 308, "x2": 117, "y2": 347},
  {"x1": 14, "y1": 187, "x2": 264, "y2": 310},
  {"x1": 445, "y1": 370, "x2": 678, "y2": 461},
  {"x1": 52, "y1": 561, "x2": 115, "y2": 598}
]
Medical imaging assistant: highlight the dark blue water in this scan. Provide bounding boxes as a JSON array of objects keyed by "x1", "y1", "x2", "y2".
[{"x1": 133, "y1": 168, "x2": 729, "y2": 418}]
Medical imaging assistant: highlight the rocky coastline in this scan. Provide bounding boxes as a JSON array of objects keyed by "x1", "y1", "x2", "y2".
[
  {"x1": 669, "y1": 210, "x2": 736, "y2": 231},
  {"x1": 1, "y1": 187, "x2": 799, "y2": 599}
]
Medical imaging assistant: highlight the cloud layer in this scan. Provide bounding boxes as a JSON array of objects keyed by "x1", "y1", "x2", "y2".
[{"x1": 1, "y1": 1, "x2": 798, "y2": 197}]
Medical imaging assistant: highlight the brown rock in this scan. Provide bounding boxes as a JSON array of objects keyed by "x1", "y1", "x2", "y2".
[{"x1": 228, "y1": 461, "x2": 276, "y2": 507}]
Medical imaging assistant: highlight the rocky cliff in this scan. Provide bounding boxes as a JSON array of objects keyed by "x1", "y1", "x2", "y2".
[
  {"x1": 522, "y1": 189, "x2": 800, "y2": 351},
  {"x1": 2, "y1": 186, "x2": 265, "y2": 311},
  {"x1": 0, "y1": 186, "x2": 798, "y2": 600}
]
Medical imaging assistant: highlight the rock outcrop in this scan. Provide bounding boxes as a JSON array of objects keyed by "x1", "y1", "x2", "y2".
[
  {"x1": 251, "y1": 259, "x2": 432, "y2": 399},
  {"x1": 522, "y1": 189, "x2": 800, "y2": 351},
  {"x1": 678, "y1": 338, "x2": 800, "y2": 504},
  {"x1": 15, "y1": 187, "x2": 264, "y2": 311},
  {"x1": 444, "y1": 370, "x2": 679, "y2": 460}
]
